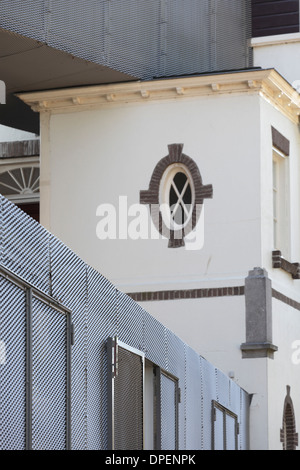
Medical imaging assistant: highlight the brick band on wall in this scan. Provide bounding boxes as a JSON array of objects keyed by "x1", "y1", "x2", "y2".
[
  {"x1": 272, "y1": 289, "x2": 300, "y2": 312},
  {"x1": 127, "y1": 286, "x2": 245, "y2": 302},
  {"x1": 127, "y1": 286, "x2": 300, "y2": 312}
]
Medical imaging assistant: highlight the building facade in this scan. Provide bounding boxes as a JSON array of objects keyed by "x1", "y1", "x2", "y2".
[
  {"x1": 1, "y1": 0, "x2": 300, "y2": 450},
  {"x1": 18, "y1": 65, "x2": 300, "y2": 450}
]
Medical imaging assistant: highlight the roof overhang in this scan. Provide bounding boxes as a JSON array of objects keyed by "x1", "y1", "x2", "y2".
[
  {"x1": 0, "y1": 28, "x2": 137, "y2": 133},
  {"x1": 18, "y1": 69, "x2": 300, "y2": 124}
]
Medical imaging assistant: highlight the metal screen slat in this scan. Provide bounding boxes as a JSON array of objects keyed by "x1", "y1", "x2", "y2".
[
  {"x1": 0, "y1": 0, "x2": 252, "y2": 80},
  {"x1": 226, "y1": 414, "x2": 236, "y2": 450},
  {"x1": 87, "y1": 266, "x2": 117, "y2": 450},
  {"x1": 160, "y1": 373, "x2": 177, "y2": 450},
  {"x1": 1, "y1": 197, "x2": 50, "y2": 294},
  {"x1": 185, "y1": 348, "x2": 202, "y2": 450},
  {"x1": 201, "y1": 358, "x2": 217, "y2": 450},
  {"x1": 31, "y1": 297, "x2": 68, "y2": 450},
  {"x1": 49, "y1": 236, "x2": 87, "y2": 449},
  {"x1": 214, "y1": 407, "x2": 224, "y2": 450},
  {"x1": 0, "y1": 278, "x2": 26, "y2": 450},
  {"x1": 116, "y1": 291, "x2": 144, "y2": 352},
  {"x1": 113, "y1": 345, "x2": 144, "y2": 450}
]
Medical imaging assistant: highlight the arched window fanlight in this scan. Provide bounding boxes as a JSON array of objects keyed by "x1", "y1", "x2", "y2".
[{"x1": 0, "y1": 167, "x2": 40, "y2": 202}]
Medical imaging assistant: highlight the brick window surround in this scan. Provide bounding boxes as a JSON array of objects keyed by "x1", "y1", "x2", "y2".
[{"x1": 140, "y1": 143, "x2": 213, "y2": 248}]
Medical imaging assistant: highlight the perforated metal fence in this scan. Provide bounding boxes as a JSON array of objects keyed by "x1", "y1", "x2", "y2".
[
  {"x1": 0, "y1": 0, "x2": 252, "y2": 80},
  {"x1": 0, "y1": 195, "x2": 250, "y2": 450}
]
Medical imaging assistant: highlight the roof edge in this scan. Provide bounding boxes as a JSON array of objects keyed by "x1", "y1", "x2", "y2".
[{"x1": 17, "y1": 69, "x2": 300, "y2": 124}]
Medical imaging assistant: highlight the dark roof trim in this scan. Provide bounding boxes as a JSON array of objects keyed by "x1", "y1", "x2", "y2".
[{"x1": 0, "y1": 139, "x2": 40, "y2": 159}]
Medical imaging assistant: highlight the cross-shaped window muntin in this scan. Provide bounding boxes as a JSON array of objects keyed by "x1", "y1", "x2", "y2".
[{"x1": 160, "y1": 163, "x2": 195, "y2": 231}]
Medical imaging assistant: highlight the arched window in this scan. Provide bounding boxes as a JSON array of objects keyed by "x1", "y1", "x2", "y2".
[
  {"x1": 280, "y1": 386, "x2": 298, "y2": 450},
  {"x1": 0, "y1": 166, "x2": 40, "y2": 222}
]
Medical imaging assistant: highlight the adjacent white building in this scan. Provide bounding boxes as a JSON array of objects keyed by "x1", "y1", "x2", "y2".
[{"x1": 2, "y1": 0, "x2": 300, "y2": 451}]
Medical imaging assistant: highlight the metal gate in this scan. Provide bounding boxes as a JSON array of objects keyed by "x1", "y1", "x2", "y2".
[{"x1": 0, "y1": 264, "x2": 72, "y2": 450}]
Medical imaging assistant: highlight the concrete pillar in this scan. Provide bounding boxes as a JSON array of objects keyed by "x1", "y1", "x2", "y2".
[{"x1": 241, "y1": 267, "x2": 278, "y2": 359}]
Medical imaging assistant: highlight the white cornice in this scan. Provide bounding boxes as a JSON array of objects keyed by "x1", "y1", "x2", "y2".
[
  {"x1": 251, "y1": 32, "x2": 300, "y2": 48},
  {"x1": 18, "y1": 69, "x2": 300, "y2": 124}
]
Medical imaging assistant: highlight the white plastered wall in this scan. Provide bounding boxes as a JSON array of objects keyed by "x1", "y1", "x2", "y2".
[{"x1": 40, "y1": 91, "x2": 262, "y2": 293}]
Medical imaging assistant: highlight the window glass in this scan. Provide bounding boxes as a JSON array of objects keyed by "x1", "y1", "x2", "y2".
[{"x1": 161, "y1": 164, "x2": 194, "y2": 231}]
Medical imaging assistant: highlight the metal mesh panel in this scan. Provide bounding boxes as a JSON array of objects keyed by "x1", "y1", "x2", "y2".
[
  {"x1": 0, "y1": 194, "x2": 250, "y2": 450},
  {"x1": 215, "y1": 0, "x2": 251, "y2": 71},
  {"x1": 239, "y1": 388, "x2": 250, "y2": 450},
  {"x1": 226, "y1": 414, "x2": 236, "y2": 450},
  {"x1": 31, "y1": 297, "x2": 68, "y2": 450},
  {"x1": 163, "y1": 0, "x2": 210, "y2": 77},
  {"x1": 200, "y1": 357, "x2": 217, "y2": 450},
  {"x1": 144, "y1": 313, "x2": 167, "y2": 370},
  {"x1": 117, "y1": 290, "x2": 144, "y2": 352},
  {"x1": 160, "y1": 372, "x2": 177, "y2": 450},
  {"x1": 0, "y1": 0, "x2": 46, "y2": 42},
  {"x1": 49, "y1": 236, "x2": 87, "y2": 449},
  {"x1": 213, "y1": 406, "x2": 224, "y2": 450},
  {"x1": 229, "y1": 379, "x2": 242, "y2": 416},
  {"x1": 215, "y1": 368, "x2": 230, "y2": 410},
  {"x1": 105, "y1": 0, "x2": 161, "y2": 78},
  {"x1": 165, "y1": 330, "x2": 185, "y2": 448},
  {"x1": 114, "y1": 346, "x2": 143, "y2": 450},
  {"x1": 0, "y1": 197, "x2": 50, "y2": 293},
  {"x1": 185, "y1": 348, "x2": 202, "y2": 450},
  {"x1": 0, "y1": 278, "x2": 26, "y2": 450},
  {"x1": 48, "y1": 0, "x2": 106, "y2": 66},
  {"x1": 0, "y1": 0, "x2": 252, "y2": 80},
  {"x1": 86, "y1": 266, "x2": 117, "y2": 450}
]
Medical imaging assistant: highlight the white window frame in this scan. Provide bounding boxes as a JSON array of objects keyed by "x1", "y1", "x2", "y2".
[
  {"x1": 159, "y1": 163, "x2": 195, "y2": 232},
  {"x1": 0, "y1": 156, "x2": 40, "y2": 204},
  {"x1": 272, "y1": 147, "x2": 290, "y2": 259}
]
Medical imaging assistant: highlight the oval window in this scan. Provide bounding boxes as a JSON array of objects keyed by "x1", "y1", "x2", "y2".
[{"x1": 160, "y1": 164, "x2": 195, "y2": 231}]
